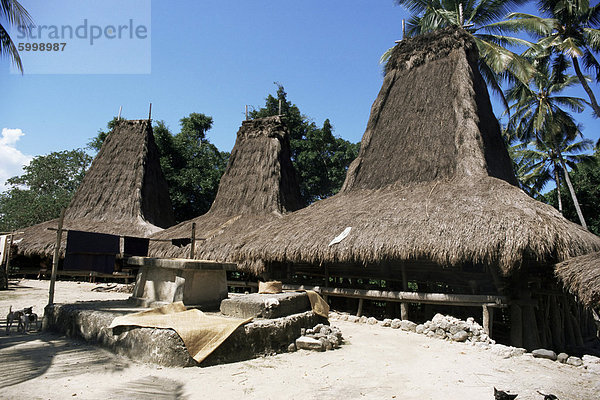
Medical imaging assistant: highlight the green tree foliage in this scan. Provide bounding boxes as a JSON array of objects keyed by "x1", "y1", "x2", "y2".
[
  {"x1": 250, "y1": 84, "x2": 360, "y2": 204},
  {"x1": 0, "y1": 149, "x2": 92, "y2": 231},
  {"x1": 0, "y1": 0, "x2": 33, "y2": 73},
  {"x1": 546, "y1": 146, "x2": 600, "y2": 235},
  {"x1": 154, "y1": 117, "x2": 229, "y2": 223}
]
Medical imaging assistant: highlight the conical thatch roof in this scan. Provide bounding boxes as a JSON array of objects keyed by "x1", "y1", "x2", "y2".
[
  {"x1": 148, "y1": 116, "x2": 302, "y2": 258},
  {"x1": 15, "y1": 119, "x2": 175, "y2": 257},
  {"x1": 555, "y1": 252, "x2": 600, "y2": 308},
  {"x1": 227, "y1": 27, "x2": 600, "y2": 275}
]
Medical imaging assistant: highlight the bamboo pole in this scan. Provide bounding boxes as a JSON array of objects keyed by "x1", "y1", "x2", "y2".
[
  {"x1": 48, "y1": 209, "x2": 65, "y2": 306},
  {"x1": 400, "y1": 264, "x2": 409, "y2": 320},
  {"x1": 4, "y1": 233, "x2": 13, "y2": 278},
  {"x1": 356, "y1": 298, "x2": 364, "y2": 317}
]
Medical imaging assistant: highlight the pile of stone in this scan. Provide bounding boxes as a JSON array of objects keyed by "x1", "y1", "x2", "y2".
[
  {"x1": 531, "y1": 349, "x2": 600, "y2": 371},
  {"x1": 331, "y1": 312, "x2": 494, "y2": 344},
  {"x1": 290, "y1": 323, "x2": 343, "y2": 352}
]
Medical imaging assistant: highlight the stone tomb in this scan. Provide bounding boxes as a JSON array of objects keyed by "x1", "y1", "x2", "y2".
[{"x1": 128, "y1": 256, "x2": 236, "y2": 309}]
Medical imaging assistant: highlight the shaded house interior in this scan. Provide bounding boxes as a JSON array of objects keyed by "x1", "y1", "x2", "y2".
[
  {"x1": 11, "y1": 119, "x2": 175, "y2": 271},
  {"x1": 225, "y1": 28, "x2": 600, "y2": 352}
]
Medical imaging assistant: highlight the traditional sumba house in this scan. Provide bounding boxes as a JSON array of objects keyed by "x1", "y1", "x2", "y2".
[
  {"x1": 556, "y1": 252, "x2": 600, "y2": 309},
  {"x1": 148, "y1": 116, "x2": 303, "y2": 259},
  {"x1": 14, "y1": 119, "x2": 175, "y2": 259},
  {"x1": 227, "y1": 28, "x2": 600, "y2": 351}
]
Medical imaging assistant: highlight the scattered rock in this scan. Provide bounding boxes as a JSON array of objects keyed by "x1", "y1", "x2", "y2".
[
  {"x1": 391, "y1": 319, "x2": 402, "y2": 329},
  {"x1": 400, "y1": 320, "x2": 417, "y2": 332},
  {"x1": 347, "y1": 316, "x2": 359, "y2": 323},
  {"x1": 287, "y1": 342, "x2": 297, "y2": 352},
  {"x1": 359, "y1": 316, "x2": 368, "y2": 324},
  {"x1": 582, "y1": 354, "x2": 600, "y2": 364},
  {"x1": 381, "y1": 318, "x2": 392, "y2": 327},
  {"x1": 295, "y1": 336, "x2": 324, "y2": 351},
  {"x1": 366, "y1": 317, "x2": 378, "y2": 325},
  {"x1": 557, "y1": 353, "x2": 569, "y2": 364},
  {"x1": 451, "y1": 330, "x2": 468, "y2": 342},
  {"x1": 532, "y1": 349, "x2": 557, "y2": 361},
  {"x1": 566, "y1": 356, "x2": 583, "y2": 367},
  {"x1": 416, "y1": 324, "x2": 425, "y2": 334},
  {"x1": 491, "y1": 344, "x2": 526, "y2": 359}
]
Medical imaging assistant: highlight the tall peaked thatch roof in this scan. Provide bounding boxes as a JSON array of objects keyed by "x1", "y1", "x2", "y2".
[
  {"x1": 227, "y1": 27, "x2": 600, "y2": 275},
  {"x1": 15, "y1": 119, "x2": 175, "y2": 257},
  {"x1": 555, "y1": 252, "x2": 600, "y2": 308},
  {"x1": 149, "y1": 116, "x2": 302, "y2": 258}
]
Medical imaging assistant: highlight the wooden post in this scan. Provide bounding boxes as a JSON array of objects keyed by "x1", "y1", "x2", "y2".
[
  {"x1": 4, "y1": 233, "x2": 13, "y2": 278},
  {"x1": 459, "y1": 3, "x2": 464, "y2": 26},
  {"x1": 356, "y1": 298, "x2": 364, "y2": 317},
  {"x1": 245, "y1": 105, "x2": 248, "y2": 121},
  {"x1": 48, "y1": 209, "x2": 65, "y2": 306},
  {"x1": 189, "y1": 222, "x2": 196, "y2": 259},
  {"x1": 400, "y1": 264, "x2": 409, "y2": 320},
  {"x1": 148, "y1": 103, "x2": 152, "y2": 120},
  {"x1": 402, "y1": 19, "x2": 405, "y2": 40},
  {"x1": 117, "y1": 106, "x2": 122, "y2": 120},
  {"x1": 483, "y1": 304, "x2": 490, "y2": 336},
  {"x1": 278, "y1": 99, "x2": 282, "y2": 115},
  {"x1": 510, "y1": 304, "x2": 523, "y2": 348}
]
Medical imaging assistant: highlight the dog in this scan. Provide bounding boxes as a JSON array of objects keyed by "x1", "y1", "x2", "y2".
[
  {"x1": 6, "y1": 306, "x2": 25, "y2": 334},
  {"x1": 20, "y1": 309, "x2": 38, "y2": 333},
  {"x1": 494, "y1": 387, "x2": 518, "y2": 400}
]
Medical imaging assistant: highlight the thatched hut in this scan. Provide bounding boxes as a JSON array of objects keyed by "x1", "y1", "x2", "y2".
[
  {"x1": 226, "y1": 28, "x2": 600, "y2": 350},
  {"x1": 556, "y1": 252, "x2": 600, "y2": 309},
  {"x1": 148, "y1": 116, "x2": 302, "y2": 259},
  {"x1": 14, "y1": 119, "x2": 175, "y2": 258}
]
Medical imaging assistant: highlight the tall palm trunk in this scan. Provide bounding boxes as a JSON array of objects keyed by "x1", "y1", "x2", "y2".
[
  {"x1": 557, "y1": 149, "x2": 588, "y2": 229},
  {"x1": 552, "y1": 161, "x2": 563, "y2": 214},
  {"x1": 572, "y1": 56, "x2": 600, "y2": 117}
]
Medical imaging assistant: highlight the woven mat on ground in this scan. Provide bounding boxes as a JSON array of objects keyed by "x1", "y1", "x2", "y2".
[{"x1": 108, "y1": 302, "x2": 251, "y2": 363}]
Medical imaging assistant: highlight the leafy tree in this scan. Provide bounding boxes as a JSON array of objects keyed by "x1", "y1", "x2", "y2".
[
  {"x1": 0, "y1": 0, "x2": 33, "y2": 73},
  {"x1": 498, "y1": 0, "x2": 600, "y2": 116},
  {"x1": 0, "y1": 149, "x2": 92, "y2": 231},
  {"x1": 546, "y1": 145, "x2": 600, "y2": 235},
  {"x1": 385, "y1": 0, "x2": 535, "y2": 105},
  {"x1": 506, "y1": 56, "x2": 590, "y2": 228},
  {"x1": 250, "y1": 84, "x2": 360, "y2": 204}
]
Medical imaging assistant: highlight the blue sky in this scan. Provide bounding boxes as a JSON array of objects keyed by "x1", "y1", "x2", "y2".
[{"x1": 1, "y1": 0, "x2": 599, "y2": 191}]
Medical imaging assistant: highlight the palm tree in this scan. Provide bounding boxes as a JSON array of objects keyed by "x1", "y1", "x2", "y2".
[
  {"x1": 0, "y1": 0, "x2": 33, "y2": 73},
  {"x1": 507, "y1": 128, "x2": 593, "y2": 211},
  {"x1": 495, "y1": 0, "x2": 600, "y2": 116},
  {"x1": 384, "y1": 0, "x2": 535, "y2": 107},
  {"x1": 506, "y1": 56, "x2": 591, "y2": 228}
]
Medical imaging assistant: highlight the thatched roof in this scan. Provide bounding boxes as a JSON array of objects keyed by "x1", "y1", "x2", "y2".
[
  {"x1": 224, "y1": 27, "x2": 600, "y2": 275},
  {"x1": 555, "y1": 252, "x2": 600, "y2": 308},
  {"x1": 15, "y1": 119, "x2": 175, "y2": 257},
  {"x1": 148, "y1": 116, "x2": 302, "y2": 258}
]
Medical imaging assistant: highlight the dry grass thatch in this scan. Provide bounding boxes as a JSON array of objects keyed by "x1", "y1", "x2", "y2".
[
  {"x1": 15, "y1": 119, "x2": 175, "y2": 257},
  {"x1": 555, "y1": 252, "x2": 600, "y2": 308},
  {"x1": 148, "y1": 116, "x2": 302, "y2": 258},
  {"x1": 222, "y1": 27, "x2": 600, "y2": 275}
]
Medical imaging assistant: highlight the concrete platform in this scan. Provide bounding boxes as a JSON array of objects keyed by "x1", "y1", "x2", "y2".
[
  {"x1": 220, "y1": 292, "x2": 311, "y2": 319},
  {"x1": 127, "y1": 257, "x2": 236, "y2": 309},
  {"x1": 43, "y1": 300, "x2": 326, "y2": 367}
]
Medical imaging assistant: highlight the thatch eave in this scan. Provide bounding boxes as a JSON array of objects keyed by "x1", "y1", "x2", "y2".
[{"x1": 555, "y1": 252, "x2": 600, "y2": 308}]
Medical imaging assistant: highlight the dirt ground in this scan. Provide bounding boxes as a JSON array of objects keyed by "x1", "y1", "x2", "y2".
[{"x1": 1, "y1": 279, "x2": 599, "y2": 400}]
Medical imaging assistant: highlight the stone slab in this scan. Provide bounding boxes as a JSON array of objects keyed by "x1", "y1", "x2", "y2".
[
  {"x1": 220, "y1": 292, "x2": 311, "y2": 319},
  {"x1": 130, "y1": 264, "x2": 227, "y2": 310},
  {"x1": 43, "y1": 300, "x2": 327, "y2": 367}
]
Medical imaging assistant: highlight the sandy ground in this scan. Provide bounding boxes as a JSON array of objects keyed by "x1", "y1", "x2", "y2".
[{"x1": 1, "y1": 279, "x2": 599, "y2": 400}]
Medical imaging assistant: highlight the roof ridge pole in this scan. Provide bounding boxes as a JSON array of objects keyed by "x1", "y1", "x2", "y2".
[
  {"x1": 48, "y1": 208, "x2": 65, "y2": 306},
  {"x1": 117, "y1": 106, "x2": 122, "y2": 120},
  {"x1": 458, "y1": 3, "x2": 464, "y2": 27},
  {"x1": 245, "y1": 105, "x2": 248, "y2": 121},
  {"x1": 402, "y1": 19, "x2": 405, "y2": 40},
  {"x1": 189, "y1": 222, "x2": 196, "y2": 259},
  {"x1": 148, "y1": 102, "x2": 152, "y2": 121}
]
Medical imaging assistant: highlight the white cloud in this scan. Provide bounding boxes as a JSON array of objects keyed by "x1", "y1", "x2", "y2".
[{"x1": 0, "y1": 128, "x2": 33, "y2": 192}]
